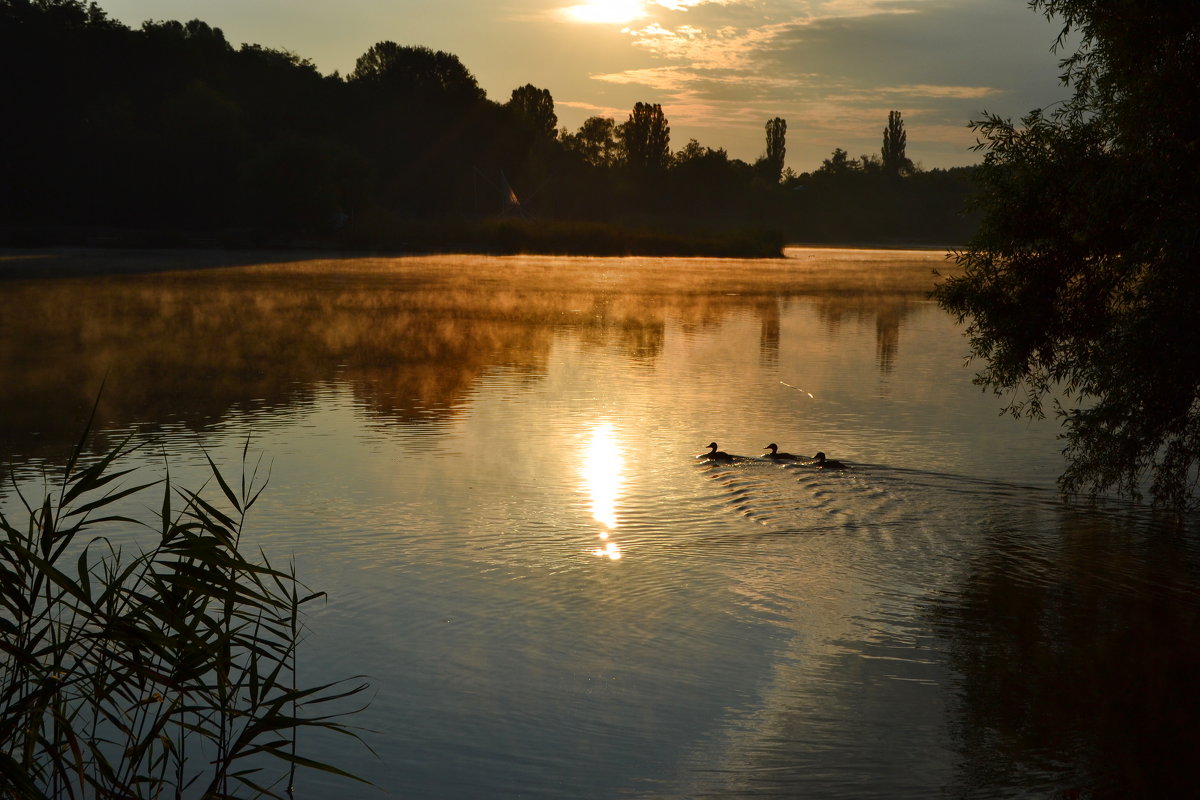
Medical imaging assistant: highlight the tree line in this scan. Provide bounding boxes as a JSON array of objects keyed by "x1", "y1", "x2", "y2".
[{"x1": 0, "y1": 0, "x2": 977, "y2": 252}]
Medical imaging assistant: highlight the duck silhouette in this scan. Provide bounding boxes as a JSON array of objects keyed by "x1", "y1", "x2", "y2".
[
  {"x1": 763, "y1": 443, "x2": 798, "y2": 460},
  {"x1": 701, "y1": 442, "x2": 733, "y2": 460},
  {"x1": 811, "y1": 451, "x2": 847, "y2": 469}
]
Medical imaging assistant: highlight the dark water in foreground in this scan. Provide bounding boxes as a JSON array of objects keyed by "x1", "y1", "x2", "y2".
[{"x1": 2, "y1": 248, "x2": 1198, "y2": 798}]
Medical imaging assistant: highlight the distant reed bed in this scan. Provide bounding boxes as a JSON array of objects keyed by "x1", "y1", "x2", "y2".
[
  {"x1": 347, "y1": 216, "x2": 786, "y2": 258},
  {"x1": 3, "y1": 217, "x2": 785, "y2": 259}
]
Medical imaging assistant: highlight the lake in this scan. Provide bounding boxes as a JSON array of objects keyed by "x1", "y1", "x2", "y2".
[{"x1": 3, "y1": 247, "x2": 1198, "y2": 798}]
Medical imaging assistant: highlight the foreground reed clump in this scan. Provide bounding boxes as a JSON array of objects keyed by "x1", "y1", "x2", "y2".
[{"x1": 0, "y1": 413, "x2": 370, "y2": 799}]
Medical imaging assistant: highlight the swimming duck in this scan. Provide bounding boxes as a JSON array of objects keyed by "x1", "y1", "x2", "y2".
[
  {"x1": 763, "y1": 443, "x2": 798, "y2": 460},
  {"x1": 702, "y1": 442, "x2": 733, "y2": 460},
  {"x1": 811, "y1": 451, "x2": 847, "y2": 469}
]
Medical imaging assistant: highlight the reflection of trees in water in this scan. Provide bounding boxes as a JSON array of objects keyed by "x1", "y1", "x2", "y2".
[
  {"x1": 576, "y1": 294, "x2": 668, "y2": 362},
  {"x1": 1, "y1": 254, "x2": 942, "y2": 463},
  {"x1": 930, "y1": 510, "x2": 1200, "y2": 797},
  {"x1": 0, "y1": 269, "x2": 783, "y2": 461},
  {"x1": 1, "y1": 277, "x2": 549, "y2": 462},
  {"x1": 742, "y1": 295, "x2": 913, "y2": 372},
  {"x1": 758, "y1": 300, "x2": 780, "y2": 367},
  {"x1": 812, "y1": 296, "x2": 916, "y2": 374},
  {"x1": 875, "y1": 305, "x2": 904, "y2": 373}
]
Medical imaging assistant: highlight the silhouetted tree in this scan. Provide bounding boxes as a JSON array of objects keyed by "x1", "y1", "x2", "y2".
[
  {"x1": 618, "y1": 102, "x2": 670, "y2": 172},
  {"x1": 147, "y1": 18, "x2": 228, "y2": 51},
  {"x1": 0, "y1": 0, "x2": 979, "y2": 252},
  {"x1": 762, "y1": 116, "x2": 787, "y2": 182},
  {"x1": 819, "y1": 148, "x2": 853, "y2": 175},
  {"x1": 667, "y1": 139, "x2": 752, "y2": 220},
  {"x1": 345, "y1": 41, "x2": 496, "y2": 216},
  {"x1": 565, "y1": 116, "x2": 619, "y2": 168},
  {"x1": 933, "y1": 0, "x2": 1200, "y2": 506},
  {"x1": 505, "y1": 84, "x2": 557, "y2": 139},
  {"x1": 881, "y1": 110, "x2": 911, "y2": 176},
  {"x1": 672, "y1": 138, "x2": 704, "y2": 166},
  {"x1": 349, "y1": 42, "x2": 484, "y2": 105}
]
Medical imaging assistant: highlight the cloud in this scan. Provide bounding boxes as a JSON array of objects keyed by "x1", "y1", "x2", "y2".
[
  {"x1": 624, "y1": 20, "x2": 793, "y2": 70},
  {"x1": 597, "y1": 1, "x2": 973, "y2": 101},
  {"x1": 593, "y1": 64, "x2": 813, "y2": 99},
  {"x1": 653, "y1": 0, "x2": 737, "y2": 10},
  {"x1": 550, "y1": 0, "x2": 1069, "y2": 167},
  {"x1": 875, "y1": 84, "x2": 1002, "y2": 100},
  {"x1": 555, "y1": 99, "x2": 631, "y2": 120}
]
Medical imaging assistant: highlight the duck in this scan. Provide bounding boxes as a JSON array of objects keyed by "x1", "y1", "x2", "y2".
[
  {"x1": 763, "y1": 443, "x2": 798, "y2": 460},
  {"x1": 701, "y1": 442, "x2": 733, "y2": 460},
  {"x1": 811, "y1": 451, "x2": 847, "y2": 469}
]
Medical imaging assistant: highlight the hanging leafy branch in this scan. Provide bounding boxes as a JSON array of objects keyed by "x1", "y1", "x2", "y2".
[{"x1": 933, "y1": 0, "x2": 1200, "y2": 506}]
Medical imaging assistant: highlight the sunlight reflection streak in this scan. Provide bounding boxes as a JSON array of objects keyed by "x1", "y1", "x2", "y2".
[{"x1": 582, "y1": 422, "x2": 625, "y2": 559}]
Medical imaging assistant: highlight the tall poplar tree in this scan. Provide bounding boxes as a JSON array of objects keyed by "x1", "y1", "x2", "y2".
[
  {"x1": 618, "y1": 102, "x2": 670, "y2": 172},
  {"x1": 763, "y1": 117, "x2": 787, "y2": 182},
  {"x1": 881, "y1": 110, "x2": 910, "y2": 176}
]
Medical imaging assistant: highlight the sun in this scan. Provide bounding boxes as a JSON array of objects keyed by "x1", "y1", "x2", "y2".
[{"x1": 562, "y1": 1, "x2": 648, "y2": 25}]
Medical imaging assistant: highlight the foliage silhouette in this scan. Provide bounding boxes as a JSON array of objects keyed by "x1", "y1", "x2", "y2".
[
  {"x1": 932, "y1": 0, "x2": 1200, "y2": 506},
  {"x1": 350, "y1": 42, "x2": 484, "y2": 105},
  {"x1": 881, "y1": 110, "x2": 911, "y2": 176},
  {"x1": 506, "y1": 84, "x2": 558, "y2": 141},
  {"x1": 0, "y1": 1, "x2": 976, "y2": 252},
  {"x1": 562, "y1": 116, "x2": 619, "y2": 169},
  {"x1": 761, "y1": 117, "x2": 787, "y2": 183},
  {"x1": 618, "y1": 102, "x2": 671, "y2": 175}
]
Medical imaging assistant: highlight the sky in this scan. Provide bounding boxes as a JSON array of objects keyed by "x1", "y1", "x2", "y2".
[{"x1": 96, "y1": 1, "x2": 1075, "y2": 171}]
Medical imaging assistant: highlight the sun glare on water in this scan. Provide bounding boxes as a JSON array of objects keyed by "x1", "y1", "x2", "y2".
[
  {"x1": 582, "y1": 422, "x2": 625, "y2": 559},
  {"x1": 562, "y1": 0, "x2": 647, "y2": 24}
]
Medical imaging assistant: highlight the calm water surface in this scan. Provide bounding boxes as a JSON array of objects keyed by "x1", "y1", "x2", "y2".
[{"x1": 3, "y1": 248, "x2": 1198, "y2": 798}]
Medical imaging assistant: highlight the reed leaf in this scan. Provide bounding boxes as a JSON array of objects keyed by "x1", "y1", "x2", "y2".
[
  {"x1": 61, "y1": 382, "x2": 104, "y2": 486},
  {"x1": 159, "y1": 468, "x2": 172, "y2": 541},
  {"x1": 61, "y1": 464, "x2": 138, "y2": 508},
  {"x1": 10, "y1": 550, "x2": 92, "y2": 607},
  {"x1": 203, "y1": 450, "x2": 242, "y2": 516},
  {"x1": 64, "y1": 480, "x2": 160, "y2": 520},
  {"x1": 247, "y1": 747, "x2": 371, "y2": 784}
]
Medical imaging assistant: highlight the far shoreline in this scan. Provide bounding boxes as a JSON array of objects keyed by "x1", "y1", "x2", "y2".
[
  {"x1": 0, "y1": 212, "x2": 969, "y2": 276},
  {"x1": 0, "y1": 240, "x2": 958, "y2": 282},
  {"x1": 0, "y1": 218, "x2": 789, "y2": 264}
]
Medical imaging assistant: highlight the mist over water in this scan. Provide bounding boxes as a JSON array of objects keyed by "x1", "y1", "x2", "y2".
[{"x1": 3, "y1": 248, "x2": 1197, "y2": 798}]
